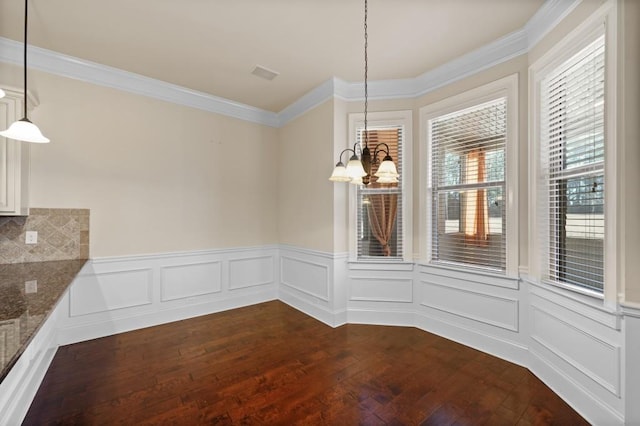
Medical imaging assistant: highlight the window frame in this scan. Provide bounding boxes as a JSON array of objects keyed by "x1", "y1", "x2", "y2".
[
  {"x1": 420, "y1": 74, "x2": 519, "y2": 277},
  {"x1": 528, "y1": 0, "x2": 617, "y2": 303},
  {"x1": 348, "y1": 110, "x2": 413, "y2": 263}
]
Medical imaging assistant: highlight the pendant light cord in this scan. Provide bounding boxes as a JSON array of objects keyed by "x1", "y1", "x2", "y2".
[
  {"x1": 363, "y1": 0, "x2": 368, "y2": 149},
  {"x1": 23, "y1": 0, "x2": 28, "y2": 118}
]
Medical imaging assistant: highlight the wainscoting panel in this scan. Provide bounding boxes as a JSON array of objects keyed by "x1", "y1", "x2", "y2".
[
  {"x1": 420, "y1": 280, "x2": 519, "y2": 332},
  {"x1": 57, "y1": 246, "x2": 278, "y2": 346},
  {"x1": 160, "y1": 261, "x2": 222, "y2": 302},
  {"x1": 349, "y1": 276, "x2": 413, "y2": 303},
  {"x1": 280, "y1": 255, "x2": 329, "y2": 301},
  {"x1": 6, "y1": 244, "x2": 638, "y2": 426},
  {"x1": 69, "y1": 268, "x2": 153, "y2": 316},
  {"x1": 414, "y1": 264, "x2": 527, "y2": 368},
  {"x1": 530, "y1": 305, "x2": 621, "y2": 395},
  {"x1": 229, "y1": 255, "x2": 274, "y2": 290},
  {"x1": 526, "y1": 279, "x2": 625, "y2": 424},
  {"x1": 277, "y1": 246, "x2": 345, "y2": 327}
]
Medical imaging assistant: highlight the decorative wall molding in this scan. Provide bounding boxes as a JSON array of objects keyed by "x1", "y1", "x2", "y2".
[
  {"x1": 228, "y1": 255, "x2": 275, "y2": 290},
  {"x1": 0, "y1": 1, "x2": 581, "y2": 128},
  {"x1": 280, "y1": 256, "x2": 330, "y2": 302},
  {"x1": 160, "y1": 261, "x2": 222, "y2": 301},
  {"x1": 525, "y1": 0, "x2": 583, "y2": 49},
  {"x1": 57, "y1": 246, "x2": 278, "y2": 346},
  {"x1": 413, "y1": 308, "x2": 529, "y2": 367},
  {"x1": 530, "y1": 304, "x2": 621, "y2": 396},
  {"x1": 3, "y1": 243, "x2": 635, "y2": 425},
  {"x1": 0, "y1": 38, "x2": 280, "y2": 127},
  {"x1": 349, "y1": 276, "x2": 413, "y2": 303},
  {"x1": 70, "y1": 268, "x2": 153, "y2": 316},
  {"x1": 525, "y1": 276, "x2": 622, "y2": 330},
  {"x1": 420, "y1": 280, "x2": 520, "y2": 332},
  {"x1": 419, "y1": 263, "x2": 520, "y2": 290},
  {"x1": 528, "y1": 345, "x2": 625, "y2": 425}
]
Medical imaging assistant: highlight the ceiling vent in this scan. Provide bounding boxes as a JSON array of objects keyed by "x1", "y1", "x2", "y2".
[{"x1": 251, "y1": 65, "x2": 279, "y2": 81}]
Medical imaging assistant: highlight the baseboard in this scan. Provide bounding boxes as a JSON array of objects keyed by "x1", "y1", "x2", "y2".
[
  {"x1": 0, "y1": 301, "x2": 61, "y2": 424},
  {"x1": 58, "y1": 289, "x2": 277, "y2": 346},
  {"x1": 529, "y1": 347, "x2": 624, "y2": 425},
  {"x1": 414, "y1": 310, "x2": 529, "y2": 368},
  {"x1": 278, "y1": 288, "x2": 342, "y2": 327},
  {"x1": 347, "y1": 308, "x2": 416, "y2": 327}
]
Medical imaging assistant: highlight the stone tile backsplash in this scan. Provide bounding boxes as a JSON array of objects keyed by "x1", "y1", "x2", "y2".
[{"x1": 0, "y1": 208, "x2": 89, "y2": 264}]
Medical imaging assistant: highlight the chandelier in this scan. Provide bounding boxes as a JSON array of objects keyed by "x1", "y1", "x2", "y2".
[{"x1": 329, "y1": 0, "x2": 398, "y2": 185}]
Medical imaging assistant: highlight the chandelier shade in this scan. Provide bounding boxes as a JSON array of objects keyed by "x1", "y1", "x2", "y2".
[
  {"x1": 374, "y1": 155, "x2": 399, "y2": 178},
  {"x1": 329, "y1": 162, "x2": 351, "y2": 182},
  {"x1": 346, "y1": 154, "x2": 368, "y2": 178}
]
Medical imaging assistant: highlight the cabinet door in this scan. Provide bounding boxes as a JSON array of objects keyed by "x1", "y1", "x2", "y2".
[{"x1": 0, "y1": 90, "x2": 29, "y2": 216}]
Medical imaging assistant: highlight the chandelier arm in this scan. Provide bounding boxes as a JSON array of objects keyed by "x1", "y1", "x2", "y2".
[
  {"x1": 338, "y1": 148, "x2": 357, "y2": 164},
  {"x1": 373, "y1": 142, "x2": 391, "y2": 158}
]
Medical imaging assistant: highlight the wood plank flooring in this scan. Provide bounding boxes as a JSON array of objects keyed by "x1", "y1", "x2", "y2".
[{"x1": 23, "y1": 301, "x2": 588, "y2": 425}]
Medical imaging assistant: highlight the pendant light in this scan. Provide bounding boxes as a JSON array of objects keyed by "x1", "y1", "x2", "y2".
[
  {"x1": 0, "y1": 0, "x2": 50, "y2": 144},
  {"x1": 329, "y1": 0, "x2": 398, "y2": 185},
  {"x1": 0, "y1": 89, "x2": 5, "y2": 98}
]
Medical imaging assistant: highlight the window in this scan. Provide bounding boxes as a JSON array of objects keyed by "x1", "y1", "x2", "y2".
[
  {"x1": 422, "y1": 75, "x2": 518, "y2": 275},
  {"x1": 430, "y1": 99, "x2": 507, "y2": 271},
  {"x1": 536, "y1": 33, "x2": 606, "y2": 293},
  {"x1": 349, "y1": 111, "x2": 412, "y2": 261}
]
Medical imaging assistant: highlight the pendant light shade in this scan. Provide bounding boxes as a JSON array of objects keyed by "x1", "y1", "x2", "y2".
[
  {"x1": 346, "y1": 154, "x2": 367, "y2": 179},
  {"x1": 350, "y1": 176, "x2": 363, "y2": 185},
  {"x1": 0, "y1": 118, "x2": 50, "y2": 143},
  {"x1": 374, "y1": 155, "x2": 399, "y2": 178},
  {"x1": 0, "y1": 0, "x2": 50, "y2": 144},
  {"x1": 0, "y1": 89, "x2": 5, "y2": 98},
  {"x1": 375, "y1": 174, "x2": 399, "y2": 184},
  {"x1": 329, "y1": 162, "x2": 351, "y2": 182}
]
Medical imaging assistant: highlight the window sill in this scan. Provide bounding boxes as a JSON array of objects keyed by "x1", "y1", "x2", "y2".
[
  {"x1": 522, "y1": 275, "x2": 621, "y2": 330},
  {"x1": 522, "y1": 274, "x2": 606, "y2": 303},
  {"x1": 348, "y1": 260, "x2": 414, "y2": 272},
  {"x1": 417, "y1": 261, "x2": 519, "y2": 290}
]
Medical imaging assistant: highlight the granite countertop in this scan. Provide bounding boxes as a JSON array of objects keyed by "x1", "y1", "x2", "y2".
[{"x1": 0, "y1": 259, "x2": 87, "y2": 383}]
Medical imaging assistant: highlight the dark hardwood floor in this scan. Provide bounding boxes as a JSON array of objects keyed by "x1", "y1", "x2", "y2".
[{"x1": 23, "y1": 301, "x2": 588, "y2": 425}]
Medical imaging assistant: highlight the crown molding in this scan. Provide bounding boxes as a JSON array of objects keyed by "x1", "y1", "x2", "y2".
[
  {"x1": 276, "y1": 78, "x2": 337, "y2": 126},
  {"x1": 525, "y1": 0, "x2": 582, "y2": 49},
  {"x1": 0, "y1": 0, "x2": 581, "y2": 128},
  {"x1": 0, "y1": 37, "x2": 279, "y2": 127}
]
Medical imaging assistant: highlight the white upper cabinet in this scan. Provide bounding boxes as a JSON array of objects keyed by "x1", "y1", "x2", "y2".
[{"x1": 0, "y1": 87, "x2": 31, "y2": 216}]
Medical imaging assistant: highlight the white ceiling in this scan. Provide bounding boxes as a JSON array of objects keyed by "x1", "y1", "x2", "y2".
[{"x1": 0, "y1": 0, "x2": 544, "y2": 112}]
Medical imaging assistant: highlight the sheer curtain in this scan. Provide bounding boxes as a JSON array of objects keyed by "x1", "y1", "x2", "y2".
[
  {"x1": 464, "y1": 150, "x2": 488, "y2": 245},
  {"x1": 367, "y1": 194, "x2": 398, "y2": 256}
]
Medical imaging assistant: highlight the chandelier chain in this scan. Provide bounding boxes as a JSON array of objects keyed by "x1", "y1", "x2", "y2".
[{"x1": 363, "y1": 0, "x2": 368, "y2": 148}]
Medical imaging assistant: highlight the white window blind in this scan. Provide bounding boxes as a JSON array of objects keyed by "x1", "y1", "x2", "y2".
[
  {"x1": 356, "y1": 126, "x2": 404, "y2": 260},
  {"x1": 539, "y1": 35, "x2": 605, "y2": 292},
  {"x1": 429, "y1": 98, "x2": 507, "y2": 271}
]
